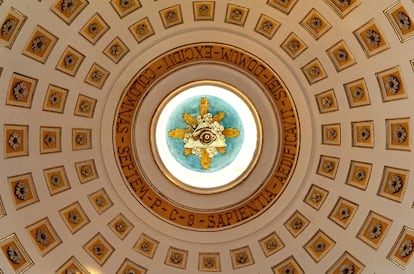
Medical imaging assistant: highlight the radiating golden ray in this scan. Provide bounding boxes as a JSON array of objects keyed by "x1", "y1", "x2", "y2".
[
  {"x1": 169, "y1": 96, "x2": 242, "y2": 170},
  {"x1": 168, "y1": 129, "x2": 191, "y2": 138},
  {"x1": 201, "y1": 148, "x2": 211, "y2": 170},
  {"x1": 213, "y1": 112, "x2": 225, "y2": 122},
  {"x1": 182, "y1": 113, "x2": 197, "y2": 126},
  {"x1": 199, "y1": 97, "x2": 209, "y2": 116},
  {"x1": 222, "y1": 128, "x2": 240, "y2": 138}
]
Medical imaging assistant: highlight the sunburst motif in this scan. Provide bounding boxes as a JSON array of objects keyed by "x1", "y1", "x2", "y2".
[{"x1": 168, "y1": 97, "x2": 240, "y2": 170}]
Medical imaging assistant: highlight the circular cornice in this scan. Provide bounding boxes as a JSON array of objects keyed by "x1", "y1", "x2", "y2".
[
  {"x1": 102, "y1": 31, "x2": 314, "y2": 241},
  {"x1": 112, "y1": 41, "x2": 301, "y2": 231}
]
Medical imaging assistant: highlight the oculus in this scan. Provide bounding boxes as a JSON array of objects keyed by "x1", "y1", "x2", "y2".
[{"x1": 153, "y1": 81, "x2": 260, "y2": 193}]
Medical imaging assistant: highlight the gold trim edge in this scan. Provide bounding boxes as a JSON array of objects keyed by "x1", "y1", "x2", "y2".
[{"x1": 149, "y1": 79, "x2": 263, "y2": 195}]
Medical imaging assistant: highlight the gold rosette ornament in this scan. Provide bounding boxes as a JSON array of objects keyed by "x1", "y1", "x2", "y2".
[{"x1": 168, "y1": 97, "x2": 240, "y2": 170}]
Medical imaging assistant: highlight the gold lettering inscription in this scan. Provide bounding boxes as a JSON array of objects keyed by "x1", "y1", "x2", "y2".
[{"x1": 114, "y1": 43, "x2": 299, "y2": 230}]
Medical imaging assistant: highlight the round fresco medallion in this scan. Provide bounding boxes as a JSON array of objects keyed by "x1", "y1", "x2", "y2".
[{"x1": 152, "y1": 81, "x2": 260, "y2": 193}]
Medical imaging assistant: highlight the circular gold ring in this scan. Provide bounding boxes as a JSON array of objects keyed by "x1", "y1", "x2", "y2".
[{"x1": 150, "y1": 80, "x2": 263, "y2": 195}]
